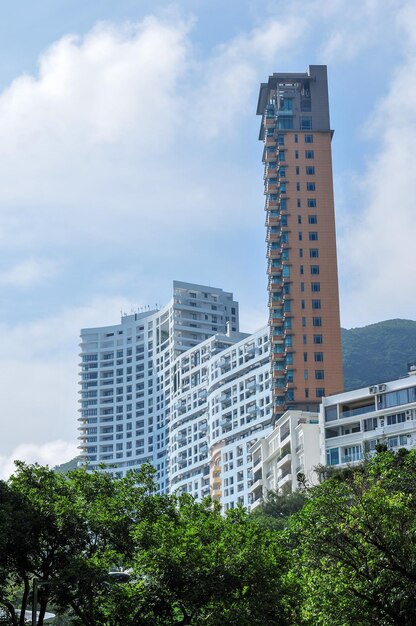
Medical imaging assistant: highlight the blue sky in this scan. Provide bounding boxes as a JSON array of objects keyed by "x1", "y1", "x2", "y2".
[{"x1": 1, "y1": 0, "x2": 415, "y2": 473}]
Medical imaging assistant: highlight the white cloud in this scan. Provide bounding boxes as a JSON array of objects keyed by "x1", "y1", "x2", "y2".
[
  {"x1": 0, "y1": 440, "x2": 78, "y2": 480},
  {"x1": 0, "y1": 258, "x2": 59, "y2": 287},
  {"x1": 190, "y1": 16, "x2": 305, "y2": 139},
  {"x1": 339, "y1": 1, "x2": 416, "y2": 326},
  {"x1": 318, "y1": 0, "x2": 403, "y2": 61},
  {"x1": 0, "y1": 296, "x2": 135, "y2": 454},
  {"x1": 0, "y1": 12, "x2": 309, "y2": 255}
]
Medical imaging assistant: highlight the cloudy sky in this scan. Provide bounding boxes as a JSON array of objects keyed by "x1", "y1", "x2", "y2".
[{"x1": 1, "y1": 0, "x2": 415, "y2": 475}]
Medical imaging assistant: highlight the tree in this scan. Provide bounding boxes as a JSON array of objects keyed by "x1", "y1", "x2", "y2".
[
  {"x1": 292, "y1": 449, "x2": 416, "y2": 626},
  {"x1": 130, "y1": 495, "x2": 295, "y2": 626},
  {"x1": 4, "y1": 462, "x2": 162, "y2": 626},
  {"x1": 0, "y1": 479, "x2": 44, "y2": 626},
  {"x1": 2, "y1": 462, "x2": 297, "y2": 626},
  {"x1": 251, "y1": 490, "x2": 307, "y2": 530}
]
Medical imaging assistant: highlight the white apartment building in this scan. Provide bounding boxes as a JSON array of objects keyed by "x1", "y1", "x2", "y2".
[
  {"x1": 78, "y1": 281, "x2": 239, "y2": 492},
  {"x1": 321, "y1": 368, "x2": 416, "y2": 467},
  {"x1": 249, "y1": 411, "x2": 320, "y2": 510},
  {"x1": 78, "y1": 281, "x2": 274, "y2": 508},
  {"x1": 169, "y1": 326, "x2": 272, "y2": 510}
]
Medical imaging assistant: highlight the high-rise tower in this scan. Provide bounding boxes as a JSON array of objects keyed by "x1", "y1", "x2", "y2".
[{"x1": 257, "y1": 65, "x2": 343, "y2": 421}]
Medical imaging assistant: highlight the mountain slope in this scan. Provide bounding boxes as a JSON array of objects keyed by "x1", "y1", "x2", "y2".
[{"x1": 342, "y1": 319, "x2": 416, "y2": 391}]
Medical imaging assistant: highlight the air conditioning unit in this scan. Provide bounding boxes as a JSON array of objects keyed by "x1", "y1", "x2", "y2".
[
  {"x1": 378, "y1": 384, "x2": 387, "y2": 392},
  {"x1": 406, "y1": 409, "x2": 413, "y2": 419},
  {"x1": 369, "y1": 386, "x2": 378, "y2": 394}
]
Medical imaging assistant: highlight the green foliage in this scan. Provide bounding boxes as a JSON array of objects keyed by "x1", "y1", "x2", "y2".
[
  {"x1": 5, "y1": 452, "x2": 416, "y2": 626},
  {"x1": 0, "y1": 463, "x2": 293, "y2": 626},
  {"x1": 342, "y1": 318, "x2": 416, "y2": 390},
  {"x1": 291, "y1": 449, "x2": 416, "y2": 626},
  {"x1": 251, "y1": 490, "x2": 307, "y2": 530}
]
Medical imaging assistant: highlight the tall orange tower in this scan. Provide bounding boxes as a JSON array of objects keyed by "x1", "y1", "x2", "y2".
[{"x1": 257, "y1": 65, "x2": 343, "y2": 422}]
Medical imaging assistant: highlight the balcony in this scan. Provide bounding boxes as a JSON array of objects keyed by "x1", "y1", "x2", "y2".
[
  {"x1": 277, "y1": 472, "x2": 292, "y2": 490},
  {"x1": 219, "y1": 392, "x2": 231, "y2": 404},
  {"x1": 277, "y1": 452, "x2": 292, "y2": 469},
  {"x1": 250, "y1": 477, "x2": 264, "y2": 493}
]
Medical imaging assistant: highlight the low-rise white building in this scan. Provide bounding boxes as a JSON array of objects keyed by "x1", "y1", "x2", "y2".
[
  {"x1": 249, "y1": 411, "x2": 320, "y2": 510},
  {"x1": 321, "y1": 369, "x2": 416, "y2": 467}
]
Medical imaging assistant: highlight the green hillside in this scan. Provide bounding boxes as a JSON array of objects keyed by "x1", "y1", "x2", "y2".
[
  {"x1": 53, "y1": 457, "x2": 80, "y2": 473},
  {"x1": 342, "y1": 319, "x2": 416, "y2": 391}
]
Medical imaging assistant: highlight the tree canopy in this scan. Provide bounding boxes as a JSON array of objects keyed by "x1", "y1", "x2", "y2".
[{"x1": 2, "y1": 450, "x2": 416, "y2": 625}]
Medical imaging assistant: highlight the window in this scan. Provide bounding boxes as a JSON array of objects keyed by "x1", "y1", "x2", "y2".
[
  {"x1": 304, "y1": 134, "x2": 314, "y2": 143},
  {"x1": 311, "y1": 265, "x2": 320, "y2": 274},
  {"x1": 314, "y1": 334, "x2": 323, "y2": 344},
  {"x1": 296, "y1": 182, "x2": 300, "y2": 191},
  {"x1": 300, "y1": 264, "x2": 304, "y2": 274},
  {"x1": 280, "y1": 199, "x2": 287, "y2": 210},
  {"x1": 304, "y1": 369, "x2": 309, "y2": 380},
  {"x1": 279, "y1": 167, "x2": 286, "y2": 177},
  {"x1": 310, "y1": 249, "x2": 319, "y2": 258},
  {"x1": 309, "y1": 231, "x2": 318, "y2": 240},
  {"x1": 303, "y1": 335, "x2": 307, "y2": 345},
  {"x1": 301, "y1": 299, "x2": 305, "y2": 310},
  {"x1": 301, "y1": 282, "x2": 305, "y2": 292},
  {"x1": 299, "y1": 249, "x2": 303, "y2": 258},
  {"x1": 298, "y1": 232, "x2": 303, "y2": 241},
  {"x1": 305, "y1": 388, "x2": 309, "y2": 398},
  {"x1": 277, "y1": 118, "x2": 293, "y2": 130},
  {"x1": 306, "y1": 182, "x2": 316, "y2": 191},
  {"x1": 298, "y1": 215, "x2": 302, "y2": 224},
  {"x1": 302, "y1": 316, "x2": 306, "y2": 327},
  {"x1": 277, "y1": 134, "x2": 285, "y2": 145},
  {"x1": 303, "y1": 352, "x2": 308, "y2": 362},
  {"x1": 295, "y1": 150, "x2": 299, "y2": 159},
  {"x1": 315, "y1": 370, "x2": 325, "y2": 380},
  {"x1": 296, "y1": 166, "x2": 300, "y2": 175},
  {"x1": 343, "y1": 446, "x2": 362, "y2": 462},
  {"x1": 312, "y1": 299, "x2": 321, "y2": 309},
  {"x1": 314, "y1": 352, "x2": 323, "y2": 362},
  {"x1": 307, "y1": 199, "x2": 317, "y2": 207},
  {"x1": 386, "y1": 412, "x2": 406, "y2": 426},
  {"x1": 297, "y1": 199, "x2": 301, "y2": 208},
  {"x1": 364, "y1": 418, "x2": 378, "y2": 432},
  {"x1": 312, "y1": 317, "x2": 322, "y2": 327},
  {"x1": 308, "y1": 215, "x2": 317, "y2": 224},
  {"x1": 316, "y1": 387, "x2": 326, "y2": 398},
  {"x1": 294, "y1": 133, "x2": 298, "y2": 143},
  {"x1": 311, "y1": 282, "x2": 320, "y2": 292},
  {"x1": 326, "y1": 447, "x2": 339, "y2": 465},
  {"x1": 305, "y1": 150, "x2": 315, "y2": 159},
  {"x1": 300, "y1": 117, "x2": 312, "y2": 130}
]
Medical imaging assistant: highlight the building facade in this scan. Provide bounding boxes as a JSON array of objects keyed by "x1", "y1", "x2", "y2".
[
  {"x1": 78, "y1": 281, "x2": 272, "y2": 507},
  {"x1": 169, "y1": 326, "x2": 272, "y2": 510},
  {"x1": 257, "y1": 65, "x2": 343, "y2": 422},
  {"x1": 321, "y1": 369, "x2": 416, "y2": 467},
  {"x1": 249, "y1": 410, "x2": 320, "y2": 510},
  {"x1": 78, "y1": 281, "x2": 239, "y2": 492}
]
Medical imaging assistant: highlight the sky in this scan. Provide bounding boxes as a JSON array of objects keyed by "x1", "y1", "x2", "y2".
[{"x1": 1, "y1": 0, "x2": 416, "y2": 476}]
